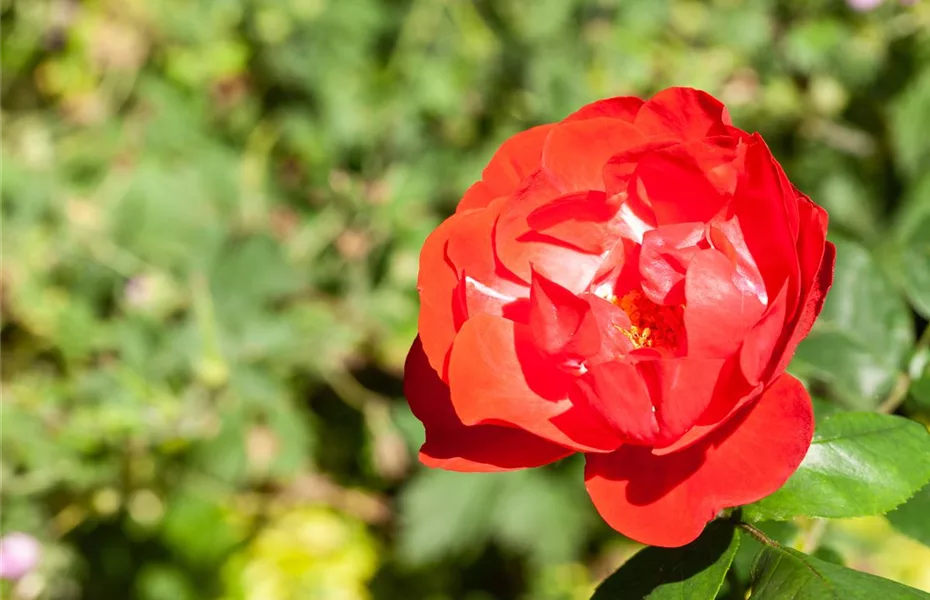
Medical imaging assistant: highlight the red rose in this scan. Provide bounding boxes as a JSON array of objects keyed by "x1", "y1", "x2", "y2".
[{"x1": 404, "y1": 87, "x2": 835, "y2": 547}]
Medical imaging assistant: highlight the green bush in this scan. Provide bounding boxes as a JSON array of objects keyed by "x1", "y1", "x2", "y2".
[{"x1": 2, "y1": 0, "x2": 929, "y2": 598}]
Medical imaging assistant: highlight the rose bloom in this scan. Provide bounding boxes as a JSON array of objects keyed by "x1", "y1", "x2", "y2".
[{"x1": 404, "y1": 87, "x2": 835, "y2": 547}]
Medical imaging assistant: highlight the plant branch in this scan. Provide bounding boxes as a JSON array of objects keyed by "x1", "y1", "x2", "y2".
[
  {"x1": 796, "y1": 518, "x2": 828, "y2": 553},
  {"x1": 877, "y1": 323, "x2": 929, "y2": 414},
  {"x1": 878, "y1": 371, "x2": 911, "y2": 414},
  {"x1": 738, "y1": 523, "x2": 780, "y2": 548}
]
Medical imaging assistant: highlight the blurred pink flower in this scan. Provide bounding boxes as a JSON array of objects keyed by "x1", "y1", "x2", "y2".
[
  {"x1": 0, "y1": 533, "x2": 41, "y2": 580},
  {"x1": 124, "y1": 275, "x2": 152, "y2": 306},
  {"x1": 847, "y1": 0, "x2": 918, "y2": 9},
  {"x1": 847, "y1": 0, "x2": 884, "y2": 10}
]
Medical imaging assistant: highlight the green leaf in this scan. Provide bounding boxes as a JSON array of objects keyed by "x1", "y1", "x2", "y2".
[
  {"x1": 812, "y1": 396, "x2": 845, "y2": 422},
  {"x1": 492, "y1": 467, "x2": 591, "y2": 565},
  {"x1": 810, "y1": 546, "x2": 846, "y2": 566},
  {"x1": 744, "y1": 412, "x2": 930, "y2": 522},
  {"x1": 749, "y1": 540, "x2": 930, "y2": 599},
  {"x1": 791, "y1": 237, "x2": 913, "y2": 409},
  {"x1": 887, "y1": 483, "x2": 930, "y2": 548},
  {"x1": 885, "y1": 175, "x2": 930, "y2": 320},
  {"x1": 730, "y1": 521, "x2": 799, "y2": 585},
  {"x1": 591, "y1": 521, "x2": 739, "y2": 600},
  {"x1": 899, "y1": 228, "x2": 930, "y2": 320},
  {"x1": 907, "y1": 347, "x2": 930, "y2": 416},
  {"x1": 890, "y1": 66, "x2": 930, "y2": 180},
  {"x1": 135, "y1": 564, "x2": 199, "y2": 600},
  {"x1": 396, "y1": 470, "x2": 503, "y2": 566},
  {"x1": 160, "y1": 492, "x2": 246, "y2": 567},
  {"x1": 190, "y1": 400, "x2": 250, "y2": 485}
]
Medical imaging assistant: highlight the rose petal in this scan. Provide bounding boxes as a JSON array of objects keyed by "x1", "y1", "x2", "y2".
[
  {"x1": 784, "y1": 239, "x2": 835, "y2": 359},
  {"x1": 542, "y1": 118, "x2": 647, "y2": 193},
  {"x1": 602, "y1": 141, "x2": 679, "y2": 241},
  {"x1": 577, "y1": 293, "x2": 637, "y2": 365},
  {"x1": 458, "y1": 181, "x2": 497, "y2": 214},
  {"x1": 573, "y1": 361, "x2": 658, "y2": 444},
  {"x1": 564, "y1": 96, "x2": 645, "y2": 122},
  {"x1": 772, "y1": 198, "x2": 834, "y2": 375},
  {"x1": 634, "y1": 87, "x2": 732, "y2": 140},
  {"x1": 740, "y1": 283, "x2": 790, "y2": 386},
  {"x1": 584, "y1": 373, "x2": 813, "y2": 547},
  {"x1": 529, "y1": 270, "x2": 598, "y2": 359},
  {"x1": 446, "y1": 199, "x2": 530, "y2": 319},
  {"x1": 639, "y1": 222, "x2": 706, "y2": 305},
  {"x1": 448, "y1": 313, "x2": 623, "y2": 452},
  {"x1": 405, "y1": 338, "x2": 572, "y2": 471},
  {"x1": 496, "y1": 173, "x2": 606, "y2": 292},
  {"x1": 653, "y1": 355, "x2": 762, "y2": 457},
  {"x1": 708, "y1": 217, "x2": 767, "y2": 304},
  {"x1": 417, "y1": 214, "x2": 469, "y2": 376},
  {"x1": 640, "y1": 357, "x2": 727, "y2": 444},
  {"x1": 456, "y1": 125, "x2": 554, "y2": 214},
  {"x1": 525, "y1": 190, "x2": 617, "y2": 254},
  {"x1": 730, "y1": 139, "x2": 800, "y2": 298},
  {"x1": 482, "y1": 125, "x2": 554, "y2": 194},
  {"x1": 633, "y1": 140, "x2": 738, "y2": 225},
  {"x1": 683, "y1": 249, "x2": 766, "y2": 358}
]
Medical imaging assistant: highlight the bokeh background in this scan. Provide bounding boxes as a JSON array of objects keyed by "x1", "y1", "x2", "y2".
[{"x1": 2, "y1": 0, "x2": 930, "y2": 598}]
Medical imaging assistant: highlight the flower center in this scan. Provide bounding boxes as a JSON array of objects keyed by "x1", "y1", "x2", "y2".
[{"x1": 613, "y1": 290, "x2": 682, "y2": 349}]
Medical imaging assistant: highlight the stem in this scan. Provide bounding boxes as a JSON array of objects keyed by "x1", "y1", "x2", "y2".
[
  {"x1": 797, "y1": 518, "x2": 827, "y2": 553},
  {"x1": 738, "y1": 523, "x2": 779, "y2": 548},
  {"x1": 878, "y1": 372, "x2": 911, "y2": 414},
  {"x1": 877, "y1": 323, "x2": 930, "y2": 414}
]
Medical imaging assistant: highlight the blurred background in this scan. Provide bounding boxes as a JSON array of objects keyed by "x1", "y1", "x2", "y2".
[{"x1": 2, "y1": 0, "x2": 930, "y2": 598}]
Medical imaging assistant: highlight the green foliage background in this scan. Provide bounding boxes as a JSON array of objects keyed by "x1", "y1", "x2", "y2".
[{"x1": 2, "y1": 0, "x2": 930, "y2": 598}]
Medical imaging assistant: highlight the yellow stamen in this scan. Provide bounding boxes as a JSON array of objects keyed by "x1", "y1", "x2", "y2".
[{"x1": 612, "y1": 290, "x2": 682, "y2": 349}]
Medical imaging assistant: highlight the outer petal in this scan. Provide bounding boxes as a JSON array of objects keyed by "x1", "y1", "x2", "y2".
[
  {"x1": 458, "y1": 181, "x2": 497, "y2": 215},
  {"x1": 634, "y1": 87, "x2": 733, "y2": 140},
  {"x1": 563, "y1": 96, "x2": 645, "y2": 122},
  {"x1": 417, "y1": 214, "x2": 468, "y2": 376},
  {"x1": 456, "y1": 125, "x2": 554, "y2": 213},
  {"x1": 783, "y1": 239, "x2": 835, "y2": 358},
  {"x1": 542, "y1": 118, "x2": 647, "y2": 193},
  {"x1": 584, "y1": 373, "x2": 813, "y2": 547},
  {"x1": 405, "y1": 338, "x2": 572, "y2": 471},
  {"x1": 418, "y1": 201, "x2": 530, "y2": 378},
  {"x1": 740, "y1": 283, "x2": 790, "y2": 386},
  {"x1": 771, "y1": 199, "x2": 834, "y2": 375},
  {"x1": 446, "y1": 199, "x2": 530, "y2": 321},
  {"x1": 729, "y1": 138, "x2": 799, "y2": 299},
  {"x1": 495, "y1": 173, "x2": 606, "y2": 292},
  {"x1": 447, "y1": 313, "x2": 623, "y2": 452}
]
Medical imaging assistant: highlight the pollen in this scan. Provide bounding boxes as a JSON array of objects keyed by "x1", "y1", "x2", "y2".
[{"x1": 613, "y1": 290, "x2": 683, "y2": 349}]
